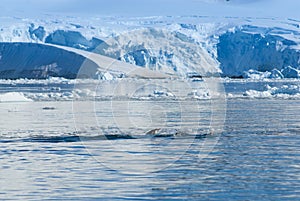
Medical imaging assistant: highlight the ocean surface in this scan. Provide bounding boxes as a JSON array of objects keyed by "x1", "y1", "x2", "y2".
[{"x1": 0, "y1": 79, "x2": 300, "y2": 200}]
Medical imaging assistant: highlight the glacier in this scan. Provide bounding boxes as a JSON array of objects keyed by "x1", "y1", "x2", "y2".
[
  {"x1": 0, "y1": 15, "x2": 300, "y2": 78},
  {"x1": 217, "y1": 27, "x2": 300, "y2": 77}
]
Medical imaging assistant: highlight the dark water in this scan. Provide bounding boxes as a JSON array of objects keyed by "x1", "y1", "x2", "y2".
[{"x1": 1, "y1": 82, "x2": 300, "y2": 200}]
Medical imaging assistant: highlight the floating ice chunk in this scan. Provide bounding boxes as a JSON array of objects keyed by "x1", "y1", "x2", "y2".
[
  {"x1": 227, "y1": 93, "x2": 234, "y2": 98},
  {"x1": 50, "y1": 87, "x2": 61, "y2": 91},
  {"x1": 244, "y1": 90, "x2": 272, "y2": 98},
  {"x1": 97, "y1": 71, "x2": 114, "y2": 80},
  {"x1": 187, "y1": 90, "x2": 210, "y2": 100},
  {"x1": 243, "y1": 69, "x2": 287, "y2": 79},
  {"x1": 0, "y1": 92, "x2": 32, "y2": 102},
  {"x1": 153, "y1": 90, "x2": 174, "y2": 97},
  {"x1": 243, "y1": 69, "x2": 271, "y2": 79},
  {"x1": 244, "y1": 84, "x2": 300, "y2": 99},
  {"x1": 73, "y1": 89, "x2": 96, "y2": 97},
  {"x1": 272, "y1": 84, "x2": 300, "y2": 95},
  {"x1": 24, "y1": 92, "x2": 75, "y2": 101},
  {"x1": 269, "y1": 69, "x2": 284, "y2": 79},
  {"x1": 281, "y1": 66, "x2": 300, "y2": 78}
]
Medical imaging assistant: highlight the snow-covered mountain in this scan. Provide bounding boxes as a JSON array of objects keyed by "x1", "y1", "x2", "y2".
[{"x1": 1, "y1": 15, "x2": 300, "y2": 79}]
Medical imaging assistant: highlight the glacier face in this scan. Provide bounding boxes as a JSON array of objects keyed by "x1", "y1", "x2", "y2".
[
  {"x1": 1, "y1": 16, "x2": 300, "y2": 79},
  {"x1": 94, "y1": 28, "x2": 220, "y2": 76},
  {"x1": 217, "y1": 26, "x2": 300, "y2": 77},
  {"x1": 45, "y1": 30, "x2": 104, "y2": 51}
]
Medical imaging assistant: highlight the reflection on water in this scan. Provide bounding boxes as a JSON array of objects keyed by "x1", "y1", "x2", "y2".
[{"x1": 0, "y1": 81, "x2": 300, "y2": 200}]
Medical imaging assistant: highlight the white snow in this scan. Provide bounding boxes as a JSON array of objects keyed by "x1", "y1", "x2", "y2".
[
  {"x1": 0, "y1": 92, "x2": 32, "y2": 102},
  {"x1": 1, "y1": 15, "x2": 300, "y2": 78},
  {"x1": 97, "y1": 72, "x2": 114, "y2": 80},
  {"x1": 243, "y1": 69, "x2": 287, "y2": 80},
  {"x1": 269, "y1": 69, "x2": 284, "y2": 79},
  {"x1": 243, "y1": 84, "x2": 300, "y2": 99},
  {"x1": 243, "y1": 70, "x2": 271, "y2": 80},
  {"x1": 0, "y1": 1, "x2": 299, "y2": 79},
  {"x1": 152, "y1": 90, "x2": 175, "y2": 98},
  {"x1": 0, "y1": 77, "x2": 298, "y2": 101},
  {"x1": 187, "y1": 90, "x2": 210, "y2": 100},
  {"x1": 244, "y1": 90, "x2": 272, "y2": 99}
]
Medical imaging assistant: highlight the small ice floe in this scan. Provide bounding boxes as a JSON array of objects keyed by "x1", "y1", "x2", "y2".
[
  {"x1": 269, "y1": 69, "x2": 284, "y2": 79},
  {"x1": 96, "y1": 71, "x2": 114, "y2": 80},
  {"x1": 153, "y1": 90, "x2": 174, "y2": 98},
  {"x1": 0, "y1": 92, "x2": 33, "y2": 102},
  {"x1": 72, "y1": 89, "x2": 96, "y2": 98},
  {"x1": 25, "y1": 92, "x2": 75, "y2": 101},
  {"x1": 50, "y1": 87, "x2": 61, "y2": 91},
  {"x1": 187, "y1": 90, "x2": 210, "y2": 100},
  {"x1": 243, "y1": 67, "x2": 300, "y2": 80},
  {"x1": 243, "y1": 69, "x2": 271, "y2": 79},
  {"x1": 243, "y1": 84, "x2": 300, "y2": 99},
  {"x1": 243, "y1": 89, "x2": 272, "y2": 98}
]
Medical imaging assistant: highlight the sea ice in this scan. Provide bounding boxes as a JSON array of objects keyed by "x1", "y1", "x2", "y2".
[{"x1": 0, "y1": 92, "x2": 32, "y2": 102}]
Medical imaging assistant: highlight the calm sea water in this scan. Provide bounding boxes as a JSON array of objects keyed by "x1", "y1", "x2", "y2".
[{"x1": 0, "y1": 81, "x2": 300, "y2": 200}]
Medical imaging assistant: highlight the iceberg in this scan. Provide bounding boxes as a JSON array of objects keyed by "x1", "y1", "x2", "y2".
[
  {"x1": 269, "y1": 69, "x2": 284, "y2": 79},
  {"x1": 243, "y1": 84, "x2": 300, "y2": 99},
  {"x1": 96, "y1": 71, "x2": 114, "y2": 80},
  {"x1": 243, "y1": 69, "x2": 285, "y2": 79},
  {"x1": 243, "y1": 69, "x2": 271, "y2": 79},
  {"x1": 281, "y1": 66, "x2": 300, "y2": 78}
]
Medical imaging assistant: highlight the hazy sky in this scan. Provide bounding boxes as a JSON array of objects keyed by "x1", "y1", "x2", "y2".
[{"x1": 1, "y1": 0, "x2": 299, "y2": 19}]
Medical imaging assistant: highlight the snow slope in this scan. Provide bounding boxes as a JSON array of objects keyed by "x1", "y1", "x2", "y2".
[
  {"x1": 0, "y1": 42, "x2": 172, "y2": 79},
  {"x1": 0, "y1": 42, "x2": 98, "y2": 79}
]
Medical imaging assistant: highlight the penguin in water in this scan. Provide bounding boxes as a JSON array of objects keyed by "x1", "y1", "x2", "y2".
[
  {"x1": 145, "y1": 128, "x2": 182, "y2": 137},
  {"x1": 146, "y1": 128, "x2": 161, "y2": 135}
]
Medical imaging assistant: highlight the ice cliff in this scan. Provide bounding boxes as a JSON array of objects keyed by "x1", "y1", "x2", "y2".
[
  {"x1": 218, "y1": 25, "x2": 300, "y2": 78},
  {"x1": 1, "y1": 16, "x2": 300, "y2": 79}
]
